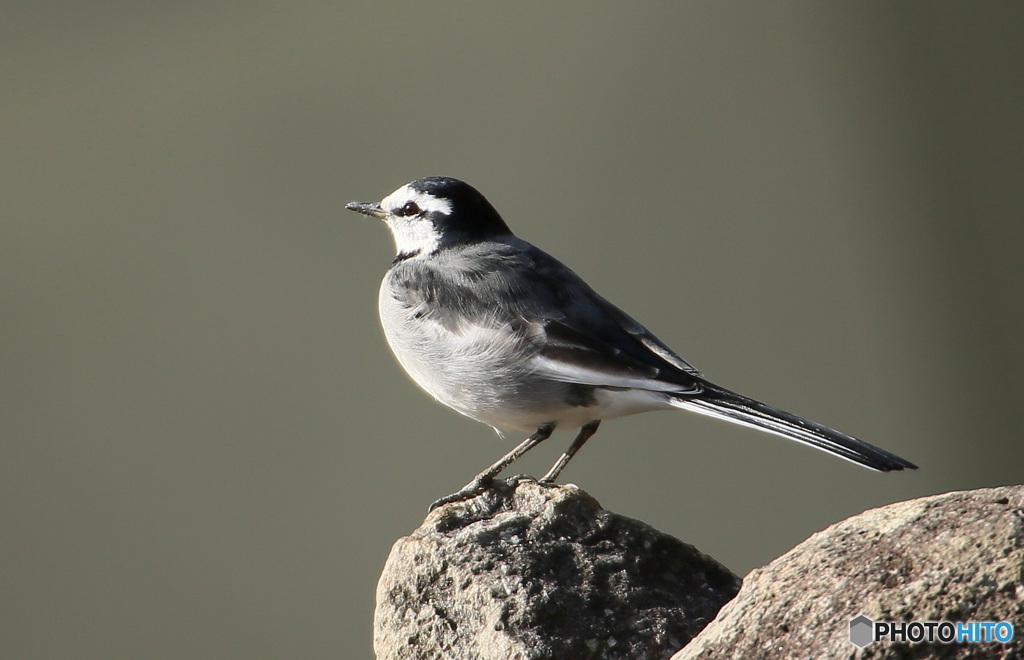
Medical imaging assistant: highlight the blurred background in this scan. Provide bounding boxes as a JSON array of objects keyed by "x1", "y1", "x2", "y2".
[{"x1": 2, "y1": 2, "x2": 1022, "y2": 658}]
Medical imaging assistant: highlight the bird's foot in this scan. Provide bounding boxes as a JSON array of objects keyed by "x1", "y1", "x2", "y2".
[{"x1": 428, "y1": 475, "x2": 495, "y2": 512}]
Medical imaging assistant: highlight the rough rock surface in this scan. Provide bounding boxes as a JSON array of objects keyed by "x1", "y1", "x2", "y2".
[
  {"x1": 672, "y1": 485, "x2": 1024, "y2": 660},
  {"x1": 374, "y1": 478, "x2": 741, "y2": 660}
]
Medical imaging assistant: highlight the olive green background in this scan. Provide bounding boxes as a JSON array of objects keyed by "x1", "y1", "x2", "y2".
[{"x1": 2, "y1": 2, "x2": 1022, "y2": 658}]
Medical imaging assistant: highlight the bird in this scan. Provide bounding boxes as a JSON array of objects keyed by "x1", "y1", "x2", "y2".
[{"x1": 346, "y1": 176, "x2": 916, "y2": 510}]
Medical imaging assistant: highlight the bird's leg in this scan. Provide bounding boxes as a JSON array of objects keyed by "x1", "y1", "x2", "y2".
[
  {"x1": 539, "y1": 420, "x2": 601, "y2": 483},
  {"x1": 429, "y1": 423, "x2": 555, "y2": 511}
]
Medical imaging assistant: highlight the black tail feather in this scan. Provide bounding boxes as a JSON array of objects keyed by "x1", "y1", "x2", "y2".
[{"x1": 670, "y1": 383, "x2": 917, "y2": 472}]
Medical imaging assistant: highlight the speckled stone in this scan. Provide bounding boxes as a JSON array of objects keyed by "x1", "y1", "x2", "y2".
[{"x1": 374, "y1": 478, "x2": 740, "y2": 660}]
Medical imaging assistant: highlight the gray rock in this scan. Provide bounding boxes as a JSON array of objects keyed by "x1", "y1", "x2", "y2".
[
  {"x1": 672, "y1": 485, "x2": 1024, "y2": 660},
  {"x1": 374, "y1": 478, "x2": 741, "y2": 660}
]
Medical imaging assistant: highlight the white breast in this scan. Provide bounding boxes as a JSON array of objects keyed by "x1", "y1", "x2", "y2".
[{"x1": 377, "y1": 276, "x2": 528, "y2": 423}]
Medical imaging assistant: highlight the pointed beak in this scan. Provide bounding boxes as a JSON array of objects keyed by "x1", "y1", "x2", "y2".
[{"x1": 345, "y1": 201, "x2": 387, "y2": 219}]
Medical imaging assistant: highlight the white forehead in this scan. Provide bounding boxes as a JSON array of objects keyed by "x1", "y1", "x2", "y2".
[{"x1": 380, "y1": 184, "x2": 453, "y2": 216}]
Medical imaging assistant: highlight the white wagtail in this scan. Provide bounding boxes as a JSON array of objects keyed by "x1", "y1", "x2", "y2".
[{"x1": 347, "y1": 177, "x2": 916, "y2": 509}]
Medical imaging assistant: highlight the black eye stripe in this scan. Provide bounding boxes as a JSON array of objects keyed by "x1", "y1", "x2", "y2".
[{"x1": 398, "y1": 201, "x2": 421, "y2": 217}]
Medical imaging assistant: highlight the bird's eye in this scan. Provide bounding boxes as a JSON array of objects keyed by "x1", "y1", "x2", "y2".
[{"x1": 399, "y1": 201, "x2": 421, "y2": 217}]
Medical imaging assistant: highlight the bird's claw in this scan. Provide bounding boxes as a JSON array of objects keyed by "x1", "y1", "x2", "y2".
[{"x1": 428, "y1": 475, "x2": 494, "y2": 512}]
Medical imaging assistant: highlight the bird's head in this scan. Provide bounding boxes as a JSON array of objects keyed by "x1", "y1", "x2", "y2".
[{"x1": 346, "y1": 177, "x2": 513, "y2": 259}]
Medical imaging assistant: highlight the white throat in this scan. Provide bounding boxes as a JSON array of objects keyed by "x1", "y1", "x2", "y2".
[{"x1": 384, "y1": 216, "x2": 442, "y2": 257}]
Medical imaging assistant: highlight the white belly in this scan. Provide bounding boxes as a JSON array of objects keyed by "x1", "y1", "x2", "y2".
[{"x1": 377, "y1": 277, "x2": 674, "y2": 431}]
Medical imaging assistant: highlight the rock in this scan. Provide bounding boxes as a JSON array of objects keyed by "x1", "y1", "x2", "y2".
[
  {"x1": 672, "y1": 485, "x2": 1024, "y2": 660},
  {"x1": 374, "y1": 478, "x2": 741, "y2": 660}
]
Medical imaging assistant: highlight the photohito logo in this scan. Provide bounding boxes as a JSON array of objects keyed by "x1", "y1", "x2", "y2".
[{"x1": 849, "y1": 614, "x2": 1014, "y2": 648}]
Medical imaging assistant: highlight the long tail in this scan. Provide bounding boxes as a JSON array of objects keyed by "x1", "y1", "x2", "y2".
[{"x1": 669, "y1": 382, "x2": 917, "y2": 472}]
